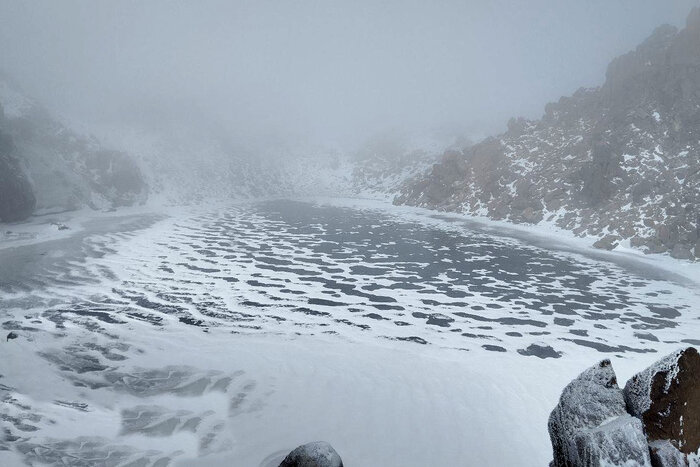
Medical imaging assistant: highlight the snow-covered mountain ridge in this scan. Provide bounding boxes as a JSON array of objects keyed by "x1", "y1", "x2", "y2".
[{"x1": 396, "y1": 7, "x2": 700, "y2": 260}]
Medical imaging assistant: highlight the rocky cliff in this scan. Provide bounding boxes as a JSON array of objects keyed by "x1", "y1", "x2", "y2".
[
  {"x1": 395, "y1": 8, "x2": 700, "y2": 260},
  {"x1": 0, "y1": 107, "x2": 35, "y2": 222},
  {"x1": 0, "y1": 79, "x2": 147, "y2": 222}
]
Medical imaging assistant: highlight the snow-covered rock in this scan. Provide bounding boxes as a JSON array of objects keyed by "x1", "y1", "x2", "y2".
[
  {"x1": 648, "y1": 440, "x2": 687, "y2": 467},
  {"x1": 548, "y1": 359, "x2": 651, "y2": 466},
  {"x1": 624, "y1": 347, "x2": 700, "y2": 456},
  {"x1": 278, "y1": 441, "x2": 344, "y2": 467},
  {"x1": 396, "y1": 7, "x2": 700, "y2": 260}
]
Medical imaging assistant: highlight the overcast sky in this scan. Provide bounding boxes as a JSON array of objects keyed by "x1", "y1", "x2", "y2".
[{"x1": 1, "y1": 0, "x2": 698, "y2": 149}]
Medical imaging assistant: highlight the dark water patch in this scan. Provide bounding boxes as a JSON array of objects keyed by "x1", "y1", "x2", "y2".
[
  {"x1": 371, "y1": 304, "x2": 404, "y2": 311},
  {"x1": 279, "y1": 288, "x2": 306, "y2": 295},
  {"x1": 395, "y1": 336, "x2": 428, "y2": 344},
  {"x1": 350, "y1": 266, "x2": 391, "y2": 276},
  {"x1": 452, "y1": 312, "x2": 547, "y2": 328},
  {"x1": 462, "y1": 332, "x2": 497, "y2": 339},
  {"x1": 247, "y1": 280, "x2": 283, "y2": 288},
  {"x1": 517, "y1": 344, "x2": 562, "y2": 359},
  {"x1": 308, "y1": 298, "x2": 347, "y2": 307},
  {"x1": 240, "y1": 300, "x2": 267, "y2": 308},
  {"x1": 363, "y1": 313, "x2": 388, "y2": 321},
  {"x1": 294, "y1": 307, "x2": 330, "y2": 317},
  {"x1": 179, "y1": 316, "x2": 206, "y2": 327},
  {"x1": 646, "y1": 305, "x2": 681, "y2": 319},
  {"x1": 177, "y1": 263, "x2": 221, "y2": 274},
  {"x1": 412, "y1": 312, "x2": 453, "y2": 328},
  {"x1": 335, "y1": 319, "x2": 370, "y2": 330},
  {"x1": 256, "y1": 256, "x2": 294, "y2": 266},
  {"x1": 634, "y1": 332, "x2": 659, "y2": 342},
  {"x1": 553, "y1": 318, "x2": 574, "y2": 327},
  {"x1": 562, "y1": 338, "x2": 657, "y2": 354}
]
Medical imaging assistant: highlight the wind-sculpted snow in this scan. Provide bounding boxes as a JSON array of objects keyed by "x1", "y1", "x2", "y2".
[{"x1": 2, "y1": 200, "x2": 700, "y2": 466}]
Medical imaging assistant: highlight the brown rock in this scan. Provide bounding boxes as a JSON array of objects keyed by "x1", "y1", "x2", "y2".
[
  {"x1": 593, "y1": 235, "x2": 621, "y2": 251},
  {"x1": 624, "y1": 347, "x2": 700, "y2": 455}
]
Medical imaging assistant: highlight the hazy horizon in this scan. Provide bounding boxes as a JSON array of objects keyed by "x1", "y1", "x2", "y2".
[{"x1": 1, "y1": 0, "x2": 698, "y2": 152}]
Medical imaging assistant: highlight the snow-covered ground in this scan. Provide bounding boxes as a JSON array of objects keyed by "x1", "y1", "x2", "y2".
[{"x1": 1, "y1": 197, "x2": 699, "y2": 466}]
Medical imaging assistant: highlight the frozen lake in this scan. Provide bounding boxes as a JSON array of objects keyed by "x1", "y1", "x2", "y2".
[{"x1": 1, "y1": 199, "x2": 699, "y2": 466}]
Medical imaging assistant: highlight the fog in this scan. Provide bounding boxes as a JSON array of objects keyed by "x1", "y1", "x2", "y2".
[{"x1": 1, "y1": 0, "x2": 697, "y2": 152}]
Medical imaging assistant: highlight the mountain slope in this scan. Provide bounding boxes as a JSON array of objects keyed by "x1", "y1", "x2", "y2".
[
  {"x1": 0, "y1": 111, "x2": 35, "y2": 222},
  {"x1": 0, "y1": 79, "x2": 147, "y2": 220},
  {"x1": 396, "y1": 8, "x2": 700, "y2": 260}
]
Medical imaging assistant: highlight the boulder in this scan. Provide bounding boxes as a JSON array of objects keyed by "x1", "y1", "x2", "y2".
[
  {"x1": 593, "y1": 234, "x2": 621, "y2": 251},
  {"x1": 279, "y1": 441, "x2": 343, "y2": 467},
  {"x1": 624, "y1": 347, "x2": 700, "y2": 455},
  {"x1": 549, "y1": 359, "x2": 652, "y2": 466},
  {"x1": 670, "y1": 244, "x2": 692, "y2": 260}
]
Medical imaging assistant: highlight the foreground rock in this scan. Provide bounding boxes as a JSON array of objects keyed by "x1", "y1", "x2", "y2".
[
  {"x1": 549, "y1": 359, "x2": 651, "y2": 466},
  {"x1": 279, "y1": 441, "x2": 343, "y2": 467},
  {"x1": 396, "y1": 7, "x2": 700, "y2": 260},
  {"x1": 550, "y1": 348, "x2": 700, "y2": 466},
  {"x1": 625, "y1": 347, "x2": 700, "y2": 458}
]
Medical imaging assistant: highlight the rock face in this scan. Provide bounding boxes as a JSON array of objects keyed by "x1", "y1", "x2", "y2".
[
  {"x1": 279, "y1": 441, "x2": 343, "y2": 467},
  {"x1": 396, "y1": 7, "x2": 700, "y2": 259},
  {"x1": 624, "y1": 347, "x2": 700, "y2": 456},
  {"x1": 0, "y1": 108, "x2": 35, "y2": 222},
  {"x1": 548, "y1": 359, "x2": 651, "y2": 467},
  {"x1": 0, "y1": 79, "x2": 147, "y2": 216}
]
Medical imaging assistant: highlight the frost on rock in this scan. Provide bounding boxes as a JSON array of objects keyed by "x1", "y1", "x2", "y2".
[
  {"x1": 549, "y1": 359, "x2": 651, "y2": 467},
  {"x1": 648, "y1": 440, "x2": 687, "y2": 467},
  {"x1": 279, "y1": 441, "x2": 344, "y2": 467},
  {"x1": 624, "y1": 347, "x2": 700, "y2": 456},
  {"x1": 572, "y1": 415, "x2": 650, "y2": 467}
]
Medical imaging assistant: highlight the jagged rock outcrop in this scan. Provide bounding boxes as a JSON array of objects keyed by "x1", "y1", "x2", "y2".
[
  {"x1": 550, "y1": 348, "x2": 700, "y2": 466},
  {"x1": 396, "y1": 7, "x2": 700, "y2": 260},
  {"x1": 0, "y1": 104, "x2": 35, "y2": 222},
  {"x1": 0, "y1": 79, "x2": 147, "y2": 216},
  {"x1": 548, "y1": 359, "x2": 651, "y2": 466},
  {"x1": 624, "y1": 348, "x2": 700, "y2": 459},
  {"x1": 278, "y1": 441, "x2": 343, "y2": 467}
]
